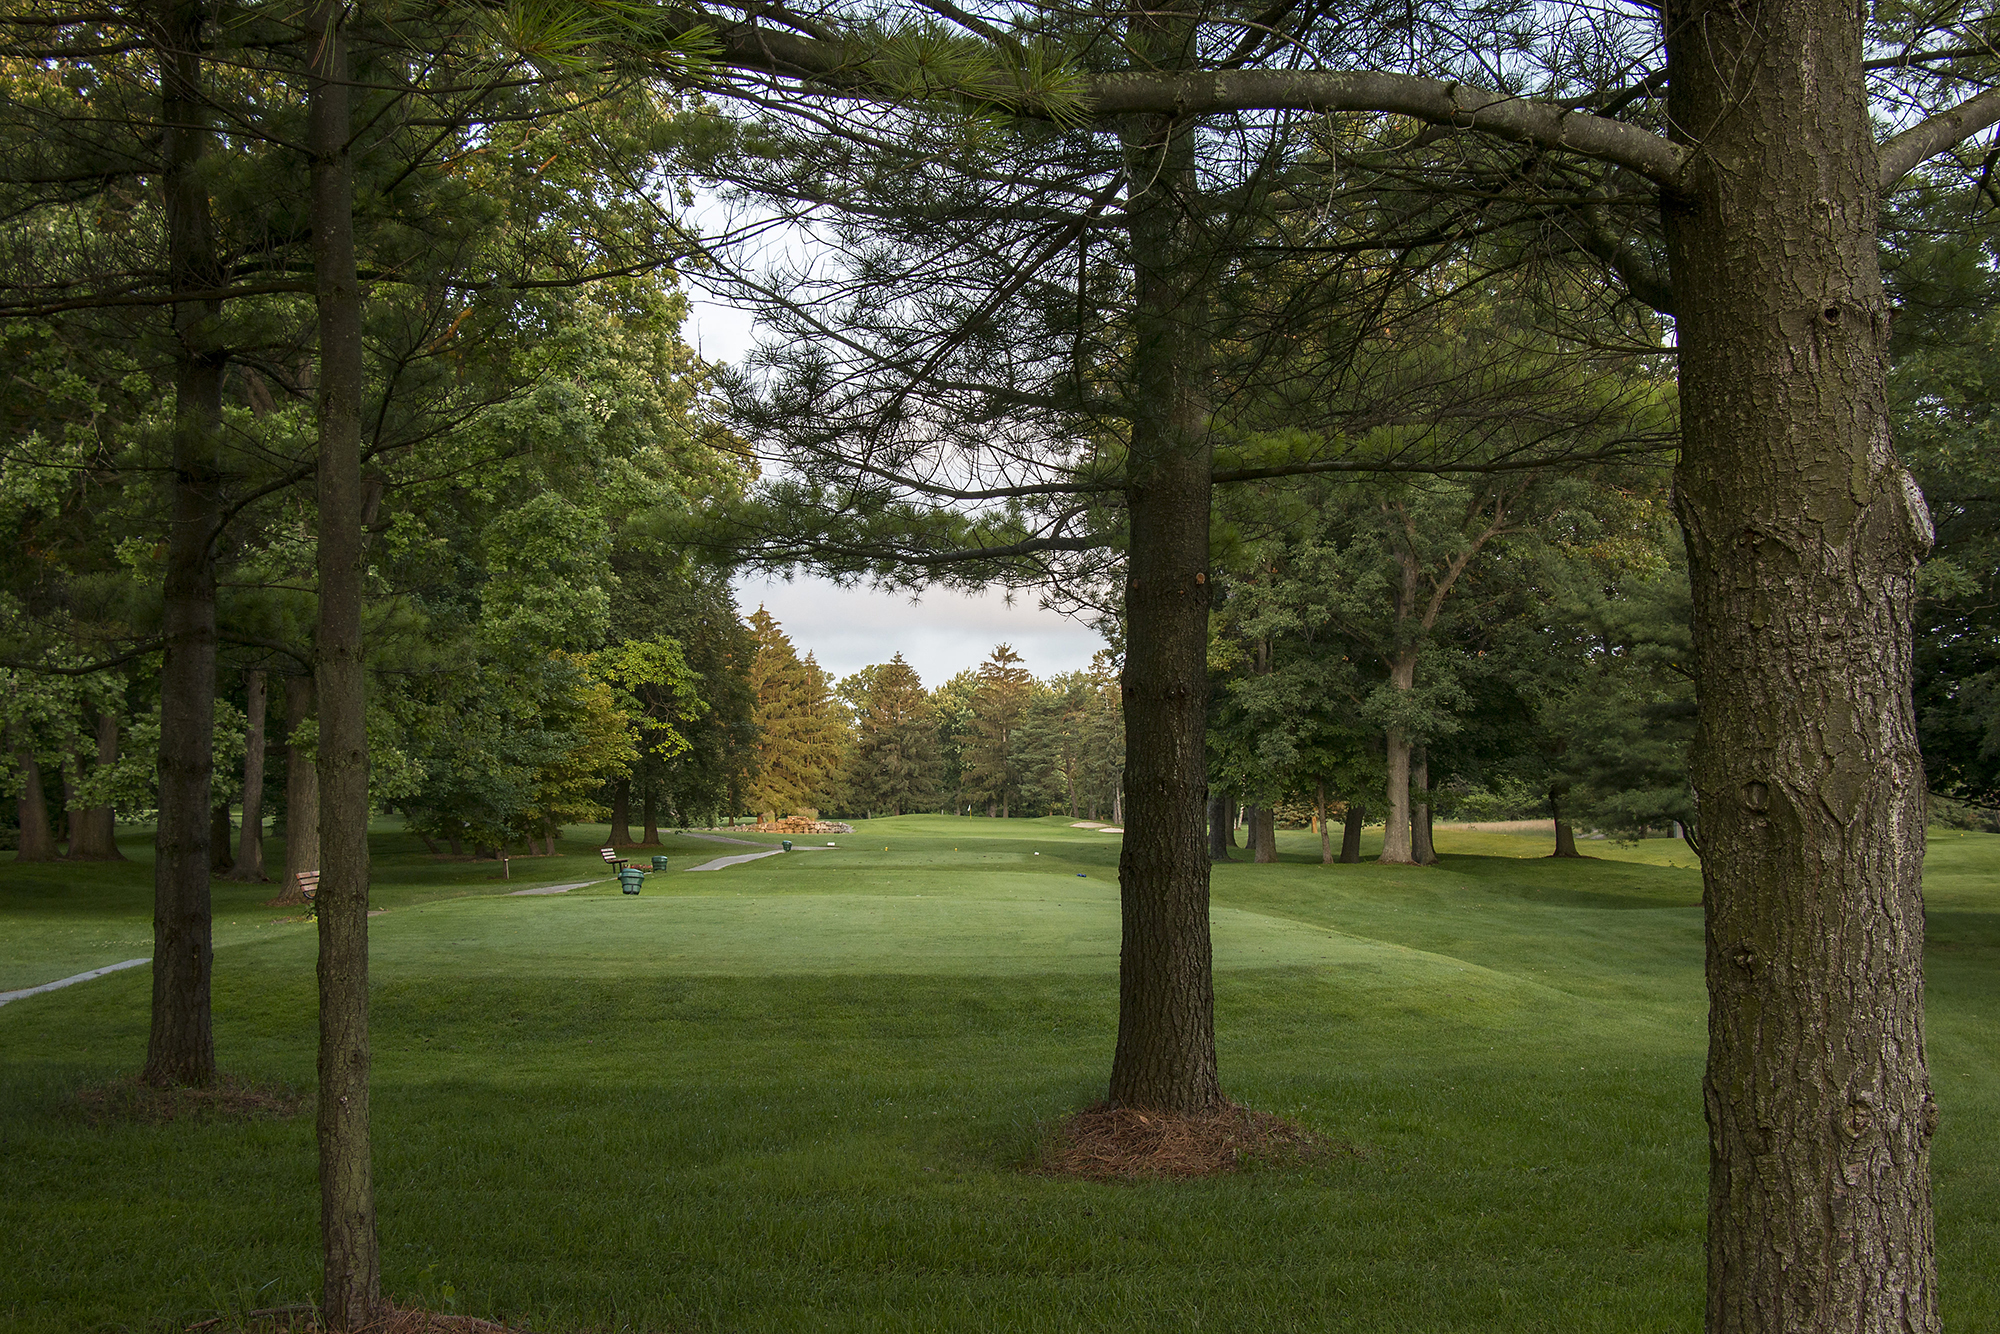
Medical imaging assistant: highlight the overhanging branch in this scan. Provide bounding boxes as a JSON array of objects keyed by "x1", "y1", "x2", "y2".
[{"x1": 1879, "y1": 85, "x2": 2000, "y2": 189}]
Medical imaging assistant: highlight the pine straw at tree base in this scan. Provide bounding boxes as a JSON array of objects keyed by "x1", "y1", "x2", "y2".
[
  {"x1": 74, "y1": 1074, "x2": 307, "y2": 1126},
  {"x1": 1032, "y1": 1101, "x2": 1347, "y2": 1181}
]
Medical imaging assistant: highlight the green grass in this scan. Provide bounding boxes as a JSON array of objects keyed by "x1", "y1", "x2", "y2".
[{"x1": 2, "y1": 816, "x2": 1994, "y2": 1332}]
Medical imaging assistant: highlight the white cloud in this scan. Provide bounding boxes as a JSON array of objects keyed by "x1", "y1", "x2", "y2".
[
  {"x1": 686, "y1": 293, "x2": 759, "y2": 367},
  {"x1": 734, "y1": 572, "x2": 1107, "y2": 686}
]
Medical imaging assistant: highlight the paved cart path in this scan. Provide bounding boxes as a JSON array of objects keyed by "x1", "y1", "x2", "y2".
[
  {"x1": 506, "y1": 880, "x2": 603, "y2": 896},
  {"x1": 687, "y1": 846, "x2": 837, "y2": 872},
  {"x1": 0, "y1": 958, "x2": 149, "y2": 1007}
]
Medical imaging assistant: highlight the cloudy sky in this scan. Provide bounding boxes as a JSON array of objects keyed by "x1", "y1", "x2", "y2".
[
  {"x1": 692, "y1": 292, "x2": 1109, "y2": 687},
  {"x1": 734, "y1": 573, "x2": 1108, "y2": 687}
]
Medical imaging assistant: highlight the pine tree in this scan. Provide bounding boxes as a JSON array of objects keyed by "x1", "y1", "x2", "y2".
[
  {"x1": 928, "y1": 670, "x2": 981, "y2": 814},
  {"x1": 841, "y1": 654, "x2": 942, "y2": 816},
  {"x1": 1074, "y1": 654, "x2": 1126, "y2": 822},
  {"x1": 743, "y1": 607, "x2": 845, "y2": 816},
  {"x1": 963, "y1": 644, "x2": 1032, "y2": 817}
]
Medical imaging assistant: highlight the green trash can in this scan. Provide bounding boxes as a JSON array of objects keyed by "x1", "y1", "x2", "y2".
[
  {"x1": 618, "y1": 867, "x2": 645, "y2": 895},
  {"x1": 651, "y1": 855, "x2": 670, "y2": 871},
  {"x1": 781, "y1": 839, "x2": 793, "y2": 851}
]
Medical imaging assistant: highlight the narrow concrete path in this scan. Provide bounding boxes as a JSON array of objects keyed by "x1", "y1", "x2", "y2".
[
  {"x1": 506, "y1": 880, "x2": 602, "y2": 896},
  {"x1": 687, "y1": 849, "x2": 786, "y2": 872},
  {"x1": 686, "y1": 846, "x2": 836, "y2": 872},
  {"x1": 0, "y1": 958, "x2": 149, "y2": 1007}
]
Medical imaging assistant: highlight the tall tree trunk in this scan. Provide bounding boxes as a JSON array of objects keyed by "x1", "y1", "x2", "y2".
[
  {"x1": 1339, "y1": 802, "x2": 1364, "y2": 864},
  {"x1": 142, "y1": 0, "x2": 224, "y2": 1091},
  {"x1": 1550, "y1": 786, "x2": 1581, "y2": 859},
  {"x1": 608, "y1": 778, "x2": 632, "y2": 846},
  {"x1": 1107, "y1": 88, "x2": 1220, "y2": 1116},
  {"x1": 1207, "y1": 790, "x2": 1232, "y2": 862},
  {"x1": 1379, "y1": 722, "x2": 1413, "y2": 864},
  {"x1": 66, "y1": 713, "x2": 126, "y2": 860},
  {"x1": 14, "y1": 752, "x2": 58, "y2": 861},
  {"x1": 641, "y1": 778, "x2": 661, "y2": 845},
  {"x1": 209, "y1": 803, "x2": 234, "y2": 872},
  {"x1": 226, "y1": 669, "x2": 267, "y2": 880},
  {"x1": 1662, "y1": 0, "x2": 1938, "y2": 1325},
  {"x1": 309, "y1": 10, "x2": 380, "y2": 1324},
  {"x1": 1377, "y1": 637, "x2": 1418, "y2": 864},
  {"x1": 284, "y1": 675, "x2": 319, "y2": 887},
  {"x1": 1251, "y1": 806, "x2": 1277, "y2": 863},
  {"x1": 1412, "y1": 747, "x2": 1436, "y2": 865},
  {"x1": 1318, "y1": 783, "x2": 1332, "y2": 864},
  {"x1": 60, "y1": 759, "x2": 76, "y2": 837},
  {"x1": 1226, "y1": 798, "x2": 1239, "y2": 847}
]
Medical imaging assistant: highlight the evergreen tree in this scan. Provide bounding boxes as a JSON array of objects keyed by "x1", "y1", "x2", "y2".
[
  {"x1": 742, "y1": 607, "x2": 844, "y2": 816},
  {"x1": 840, "y1": 654, "x2": 942, "y2": 816},
  {"x1": 928, "y1": 669, "x2": 981, "y2": 814},
  {"x1": 963, "y1": 643, "x2": 1031, "y2": 817},
  {"x1": 1073, "y1": 653, "x2": 1126, "y2": 823},
  {"x1": 1015, "y1": 675, "x2": 1085, "y2": 816}
]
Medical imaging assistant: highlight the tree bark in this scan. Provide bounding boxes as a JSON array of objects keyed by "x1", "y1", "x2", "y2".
[
  {"x1": 1250, "y1": 805, "x2": 1277, "y2": 863},
  {"x1": 14, "y1": 752, "x2": 58, "y2": 861},
  {"x1": 1378, "y1": 718, "x2": 1414, "y2": 864},
  {"x1": 1339, "y1": 802, "x2": 1365, "y2": 864},
  {"x1": 1318, "y1": 783, "x2": 1332, "y2": 864},
  {"x1": 641, "y1": 778, "x2": 661, "y2": 845},
  {"x1": 209, "y1": 802, "x2": 234, "y2": 872},
  {"x1": 1550, "y1": 786, "x2": 1582, "y2": 859},
  {"x1": 1411, "y1": 747, "x2": 1436, "y2": 864},
  {"x1": 1207, "y1": 790, "x2": 1233, "y2": 862},
  {"x1": 284, "y1": 674, "x2": 319, "y2": 888},
  {"x1": 226, "y1": 669, "x2": 268, "y2": 880},
  {"x1": 1107, "y1": 83, "x2": 1221, "y2": 1116},
  {"x1": 308, "y1": 7, "x2": 380, "y2": 1324},
  {"x1": 608, "y1": 778, "x2": 632, "y2": 846},
  {"x1": 1662, "y1": 0, "x2": 1939, "y2": 1324},
  {"x1": 66, "y1": 713, "x2": 126, "y2": 860},
  {"x1": 142, "y1": 0, "x2": 224, "y2": 1091}
]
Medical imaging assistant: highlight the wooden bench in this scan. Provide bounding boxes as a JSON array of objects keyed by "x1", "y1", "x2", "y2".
[
  {"x1": 296, "y1": 869, "x2": 321, "y2": 903},
  {"x1": 599, "y1": 846, "x2": 628, "y2": 872}
]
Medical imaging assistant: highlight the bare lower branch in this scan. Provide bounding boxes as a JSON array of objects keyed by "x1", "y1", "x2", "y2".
[{"x1": 1879, "y1": 85, "x2": 2000, "y2": 189}]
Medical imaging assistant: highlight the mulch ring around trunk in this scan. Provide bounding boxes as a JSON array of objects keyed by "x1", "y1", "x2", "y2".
[
  {"x1": 1031, "y1": 1101, "x2": 1349, "y2": 1180},
  {"x1": 74, "y1": 1074, "x2": 307, "y2": 1127},
  {"x1": 190, "y1": 1304, "x2": 536, "y2": 1333}
]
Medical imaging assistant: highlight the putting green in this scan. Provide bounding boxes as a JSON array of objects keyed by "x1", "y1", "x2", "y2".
[{"x1": 332, "y1": 881, "x2": 1563, "y2": 1022}]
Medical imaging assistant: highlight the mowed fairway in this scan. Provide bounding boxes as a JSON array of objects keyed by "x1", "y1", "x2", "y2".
[{"x1": 3, "y1": 818, "x2": 1996, "y2": 1333}]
